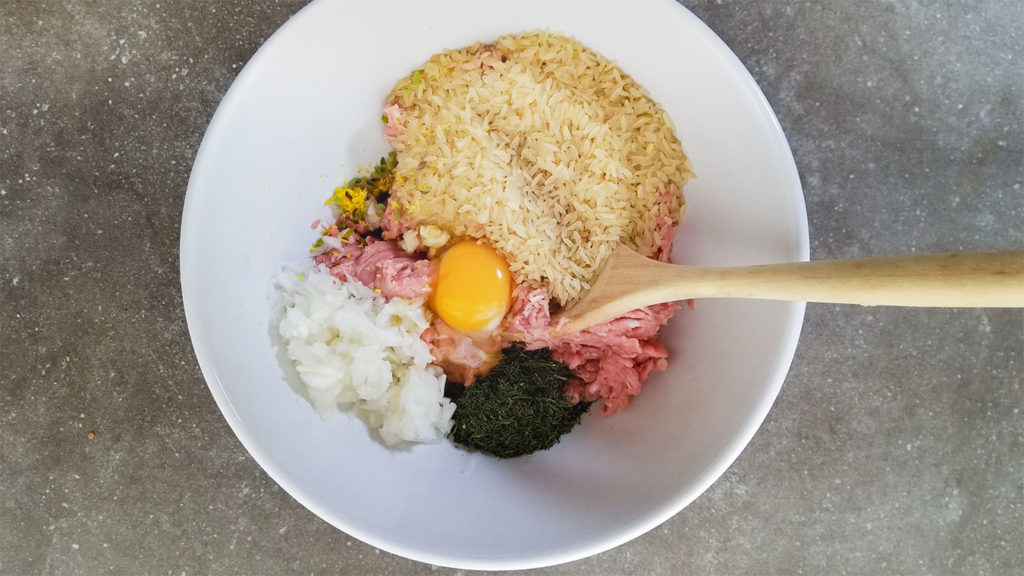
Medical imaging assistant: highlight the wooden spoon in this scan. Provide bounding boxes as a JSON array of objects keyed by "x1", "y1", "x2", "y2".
[{"x1": 551, "y1": 246, "x2": 1024, "y2": 336}]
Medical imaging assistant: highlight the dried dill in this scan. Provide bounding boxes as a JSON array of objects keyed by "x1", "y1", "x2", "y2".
[
  {"x1": 343, "y1": 151, "x2": 397, "y2": 202},
  {"x1": 404, "y1": 69, "x2": 421, "y2": 98},
  {"x1": 449, "y1": 347, "x2": 591, "y2": 458}
]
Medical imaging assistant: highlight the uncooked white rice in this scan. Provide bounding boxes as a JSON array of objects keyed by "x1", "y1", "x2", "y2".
[
  {"x1": 386, "y1": 30, "x2": 694, "y2": 305},
  {"x1": 276, "y1": 265, "x2": 454, "y2": 445}
]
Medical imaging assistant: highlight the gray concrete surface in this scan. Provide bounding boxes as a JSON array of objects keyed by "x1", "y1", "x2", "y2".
[{"x1": 2, "y1": 1, "x2": 1021, "y2": 574}]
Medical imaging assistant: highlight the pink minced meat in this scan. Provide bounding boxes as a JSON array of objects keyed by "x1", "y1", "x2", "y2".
[
  {"x1": 382, "y1": 103, "x2": 405, "y2": 147},
  {"x1": 652, "y1": 215, "x2": 676, "y2": 263},
  {"x1": 504, "y1": 284, "x2": 679, "y2": 415},
  {"x1": 314, "y1": 236, "x2": 434, "y2": 301},
  {"x1": 379, "y1": 201, "x2": 413, "y2": 241}
]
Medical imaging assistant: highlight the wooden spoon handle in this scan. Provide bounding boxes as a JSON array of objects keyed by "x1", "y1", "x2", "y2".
[
  {"x1": 670, "y1": 250, "x2": 1024, "y2": 306},
  {"x1": 555, "y1": 249, "x2": 1024, "y2": 335}
]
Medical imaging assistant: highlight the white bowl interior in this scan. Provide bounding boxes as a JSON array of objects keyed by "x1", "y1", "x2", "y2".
[{"x1": 181, "y1": 0, "x2": 808, "y2": 570}]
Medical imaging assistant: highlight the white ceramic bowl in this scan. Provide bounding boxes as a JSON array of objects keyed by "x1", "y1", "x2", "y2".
[{"x1": 181, "y1": 0, "x2": 808, "y2": 569}]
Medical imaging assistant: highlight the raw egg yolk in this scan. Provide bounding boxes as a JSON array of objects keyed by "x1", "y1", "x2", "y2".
[{"x1": 431, "y1": 240, "x2": 512, "y2": 332}]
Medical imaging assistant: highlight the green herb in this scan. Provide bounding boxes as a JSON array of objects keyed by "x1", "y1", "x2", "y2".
[
  {"x1": 450, "y1": 347, "x2": 591, "y2": 458},
  {"x1": 404, "y1": 69, "x2": 421, "y2": 98},
  {"x1": 342, "y1": 151, "x2": 397, "y2": 204}
]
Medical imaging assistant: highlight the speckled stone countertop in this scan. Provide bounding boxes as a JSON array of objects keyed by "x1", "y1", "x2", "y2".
[{"x1": 2, "y1": 1, "x2": 1021, "y2": 574}]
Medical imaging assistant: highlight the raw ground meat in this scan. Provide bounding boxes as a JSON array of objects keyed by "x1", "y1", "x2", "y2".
[
  {"x1": 314, "y1": 236, "x2": 434, "y2": 301},
  {"x1": 503, "y1": 284, "x2": 679, "y2": 415}
]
